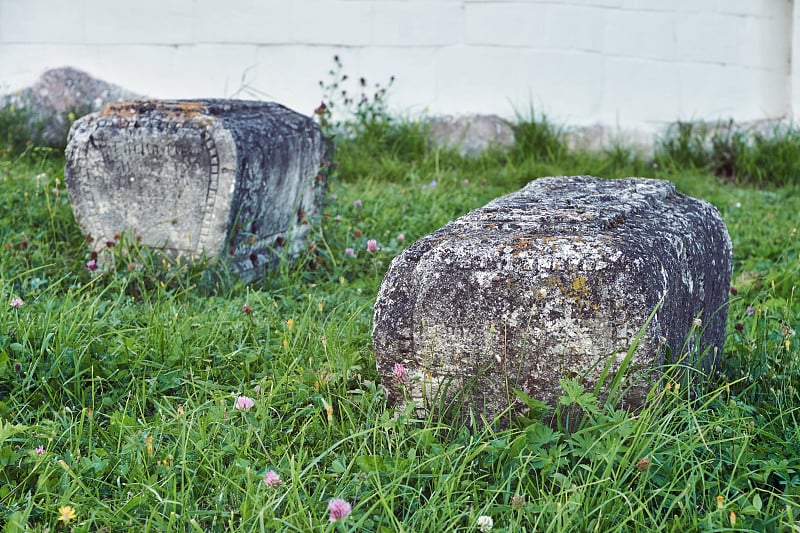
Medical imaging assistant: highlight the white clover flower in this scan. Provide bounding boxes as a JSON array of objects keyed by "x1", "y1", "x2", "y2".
[{"x1": 476, "y1": 515, "x2": 493, "y2": 532}]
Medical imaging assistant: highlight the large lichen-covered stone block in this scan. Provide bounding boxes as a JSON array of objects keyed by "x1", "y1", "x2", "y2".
[
  {"x1": 65, "y1": 99, "x2": 328, "y2": 280},
  {"x1": 373, "y1": 176, "x2": 733, "y2": 420}
]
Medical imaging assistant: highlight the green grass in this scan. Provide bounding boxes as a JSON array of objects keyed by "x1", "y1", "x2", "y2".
[{"x1": 1, "y1": 113, "x2": 799, "y2": 532}]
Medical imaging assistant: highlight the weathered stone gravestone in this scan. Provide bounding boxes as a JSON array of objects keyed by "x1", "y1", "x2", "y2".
[
  {"x1": 65, "y1": 99, "x2": 328, "y2": 280},
  {"x1": 427, "y1": 114, "x2": 515, "y2": 157},
  {"x1": 373, "y1": 176, "x2": 732, "y2": 422},
  {"x1": 2, "y1": 67, "x2": 140, "y2": 148}
]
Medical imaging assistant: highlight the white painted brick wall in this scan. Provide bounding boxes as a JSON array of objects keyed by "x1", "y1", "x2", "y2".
[
  {"x1": 436, "y1": 45, "x2": 529, "y2": 114},
  {"x1": 675, "y1": 13, "x2": 745, "y2": 65},
  {"x1": 464, "y1": 3, "x2": 549, "y2": 47},
  {"x1": 193, "y1": 1, "x2": 292, "y2": 45},
  {"x1": 84, "y1": 0, "x2": 196, "y2": 44},
  {"x1": 0, "y1": 0, "x2": 86, "y2": 43},
  {"x1": 523, "y1": 49, "x2": 606, "y2": 120},
  {"x1": 603, "y1": 10, "x2": 676, "y2": 61},
  {"x1": 289, "y1": 1, "x2": 373, "y2": 45},
  {"x1": 372, "y1": 2, "x2": 464, "y2": 46},
  {"x1": 0, "y1": 0, "x2": 796, "y2": 134},
  {"x1": 547, "y1": 5, "x2": 605, "y2": 52}
]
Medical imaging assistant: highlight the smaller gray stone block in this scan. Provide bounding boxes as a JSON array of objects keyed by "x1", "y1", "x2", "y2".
[
  {"x1": 1, "y1": 67, "x2": 141, "y2": 148},
  {"x1": 373, "y1": 176, "x2": 733, "y2": 421},
  {"x1": 427, "y1": 114, "x2": 515, "y2": 157},
  {"x1": 65, "y1": 99, "x2": 329, "y2": 280}
]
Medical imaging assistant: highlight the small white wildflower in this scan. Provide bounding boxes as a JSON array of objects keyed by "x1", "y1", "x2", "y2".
[{"x1": 477, "y1": 515, "x2": 493, "y2": 532}]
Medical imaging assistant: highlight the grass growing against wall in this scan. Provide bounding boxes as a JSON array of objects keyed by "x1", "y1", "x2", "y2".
[{"x1": 0, "y1": 111, "x2": 799, "y2": 531}]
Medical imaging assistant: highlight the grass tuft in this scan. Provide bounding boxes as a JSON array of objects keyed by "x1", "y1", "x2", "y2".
[{"x1": 655, "y1": 119, "x2": 800, "y2": 187}]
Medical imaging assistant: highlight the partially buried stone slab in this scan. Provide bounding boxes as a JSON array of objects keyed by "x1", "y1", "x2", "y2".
[
  {"x1": 65, "y1": 99, "x2": 329, "y2": 280},
  {"x1": 2, "y1": 67, "x2": 141, "y2": 148},
  {"x1": 373, "y1": 176, "x2": 732, "y2": 422},
  {"x1": 427, "y1": 114, "x2": 515, "y2": 157}
]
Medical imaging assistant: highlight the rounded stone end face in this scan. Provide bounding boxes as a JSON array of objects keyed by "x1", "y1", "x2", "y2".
[
  {"x1": 373, "y1": 176, "x2": 733, "y2": 424},
  {"x1": 64, "y1": 99, "x2": 329, "y2": 280}
]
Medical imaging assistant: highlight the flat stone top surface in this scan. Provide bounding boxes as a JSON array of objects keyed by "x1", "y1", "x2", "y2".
[
  {"x1": 479, "y1": 176, "x2": 674, "y2": 231},
  {"x1": 402, "y1": 176, "x2": 689, "y2": 270},
  {"x1": 92, "y1": 99, "x2": 311, "y2": 128}
]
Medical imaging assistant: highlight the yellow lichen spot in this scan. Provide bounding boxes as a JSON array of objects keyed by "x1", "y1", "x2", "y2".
[
  {"x1": 552, "y1": 275, "x2": 591, "y2": 307},
  {"x1": 572, "y1": 276, "x2": 587, "y2": 293}
]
